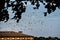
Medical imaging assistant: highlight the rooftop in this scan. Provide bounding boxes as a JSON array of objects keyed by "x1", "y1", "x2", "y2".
[{"x1": 0, "y1": 31, "x2": 33, "y2": 37}]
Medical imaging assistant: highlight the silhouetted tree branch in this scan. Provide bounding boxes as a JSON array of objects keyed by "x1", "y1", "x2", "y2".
[{"x1": 0, "y1": 0, "x2": 60, "y2": 23}]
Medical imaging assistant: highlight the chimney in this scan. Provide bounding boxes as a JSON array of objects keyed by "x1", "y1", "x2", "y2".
[{"x1": 18, "y1": 31, "x2": 23, "y2": 34}]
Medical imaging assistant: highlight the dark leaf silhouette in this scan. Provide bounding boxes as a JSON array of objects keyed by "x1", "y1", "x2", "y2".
[
  {"x1": 0, "y1": 0, "x2": 60, "y2": 23},
  {"x1": 44, "y1": 12, "x2": 47, "y2": 16}
]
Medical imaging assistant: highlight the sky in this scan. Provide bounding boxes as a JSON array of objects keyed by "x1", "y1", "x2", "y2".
[{"x1": 0, "y1": 0, "x2": 60, "y2": 38}]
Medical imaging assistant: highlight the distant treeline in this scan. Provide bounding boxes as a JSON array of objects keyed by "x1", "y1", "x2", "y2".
[{"x1": 34, "y1": 37, "x2": 60, "y2": 40}]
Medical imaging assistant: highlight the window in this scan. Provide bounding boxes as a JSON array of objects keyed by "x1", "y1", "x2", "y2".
[
  {"x1": 28, "y1": 38, "x2": 30, "y2": 39},
  {"x1": 12, "y1": 38, "x2": 15, "y2": 40},
  {"x1": 20, "y1": 37, "x2": 25, "y2": 40},
  {"x1": 27, "y1": 38, "x2": 30, "y2": 40},
  {"x1": 25, "y1": 37, "x2": 30, "y2": 40},
  {"x1": 20, "y1": 38, "x2": 22, "y2": 40},
  {"x1": 17, "y1": 38, "x2": 20, "y2": 40},
  {"x1": 22, "y1": 38, "x2": 25, "y2": 40},
  {"x1": 17, "y1": 38, "x2": 19, "y2": 39},
  {"x1": 7, "y1": 38, "x2": 10, "y2": 40},
  {"x1": 12, "y1": 38, "x2": 14, "y2": 39},
  {"x1": 7, "y1": 38, "x2": 9, "y2": 39},
  {"x1": 30, "y1": 37, "x2": 33, "y2": 40},
  {"x1": 25, "y1": 38, "x2": 27, "y2": 40},
  {"x1": 2, "y1": 38, "x2": 4, "y2": 40}
]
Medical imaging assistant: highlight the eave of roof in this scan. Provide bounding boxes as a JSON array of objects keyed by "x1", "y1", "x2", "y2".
[{"x1": 0, "y1": 31, "x2": 34, "y2": 37}]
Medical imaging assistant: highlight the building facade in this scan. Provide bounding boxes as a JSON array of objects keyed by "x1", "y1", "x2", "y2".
[{"x1": 0, "y1": 31, "x2": 34, "y2": 40}]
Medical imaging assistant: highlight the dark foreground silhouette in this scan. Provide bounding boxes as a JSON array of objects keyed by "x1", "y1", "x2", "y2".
[
  {"x1": 0, "y1": 0, "x2": 60, "y2": 23},
  {"x1": 34, "y1": 37, "x2": 60, "y2": 40}
]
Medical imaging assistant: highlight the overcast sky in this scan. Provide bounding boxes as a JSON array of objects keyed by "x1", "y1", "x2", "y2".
[{"x1": 0, "y1": 0, "x2": 60, "y2": 38}]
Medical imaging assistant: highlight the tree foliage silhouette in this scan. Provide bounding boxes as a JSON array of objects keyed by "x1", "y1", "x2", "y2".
[
  {"x1": 34, "y1": 37, "x2": 60, "y2": 40},
  {"x1": 0, "y1": 0, "x2": 60, "y2": 23}
]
